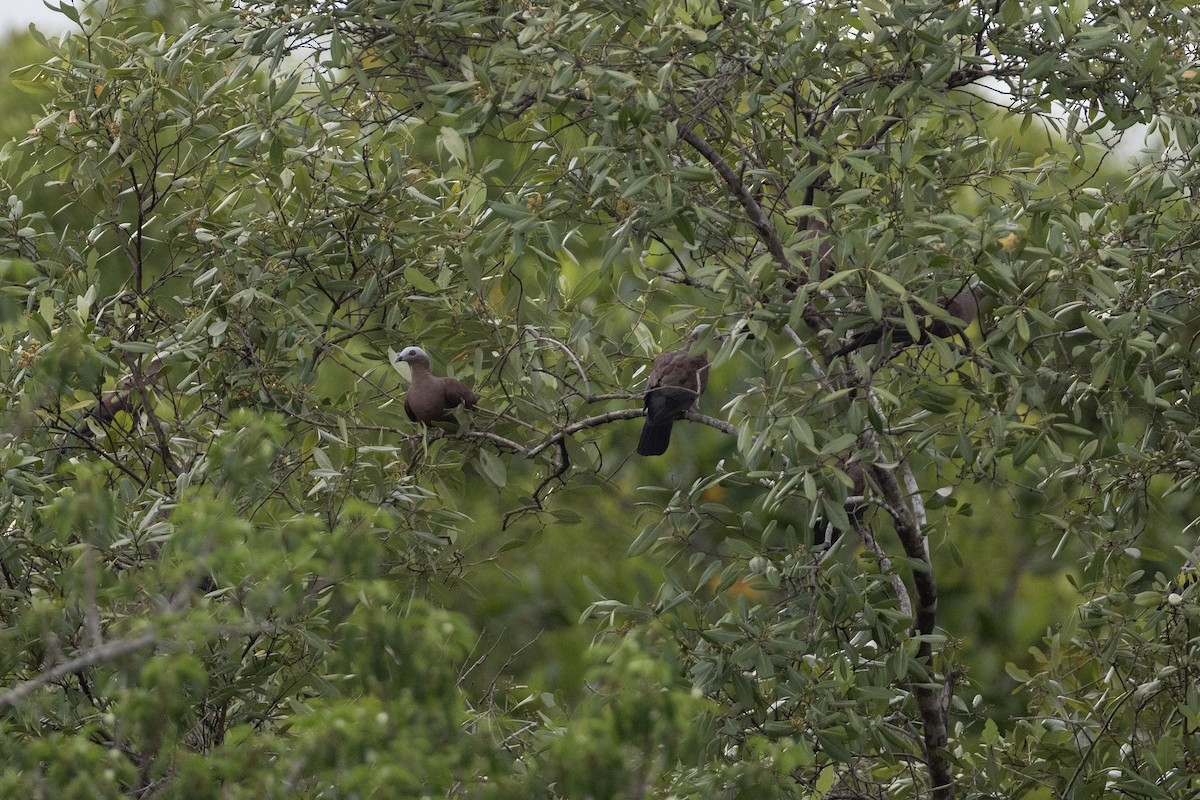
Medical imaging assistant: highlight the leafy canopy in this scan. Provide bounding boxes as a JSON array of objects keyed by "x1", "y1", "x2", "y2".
[{"x1": 0, "y1": 0, "x2": 1199, "y2": 797}]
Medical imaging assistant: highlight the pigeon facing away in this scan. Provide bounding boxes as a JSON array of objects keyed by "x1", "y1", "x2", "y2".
[
  {"x1": 396, "y1": 346, "x2": 478, "y2": 424},
  {"x1": 833, "y1": 281, "x2": 985, "y2": 358},
  {"x1": 637, "y1": 328, "x2": 712, "y2": 457}
]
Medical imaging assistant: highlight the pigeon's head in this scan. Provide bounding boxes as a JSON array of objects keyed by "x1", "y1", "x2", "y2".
[{"x1": 396, "y1": 346, "x2": 431, "y2": 365}]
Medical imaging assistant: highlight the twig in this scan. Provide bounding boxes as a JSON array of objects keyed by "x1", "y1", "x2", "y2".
[
  {"x1": 454, "y1": 429, "x2": 530, "y2": 454},
  {"x1": 856, "y1": 517, "x2": 913, "y2": 618},
  {"x1": 796, "y1": 322, "x2": 952, "y2": 797},
  {"x1": 502, "y1": 439, "x2": 572, "y2": 530},
  {"x1": 524, "y1": 328, "x2": 591, "y2": 398},
  {"x1": 83, "y1": 546, "x2": 102, "y2": 649},
  {"x1": 584, "y1": 393, "x2": 640, "y2": 404}
]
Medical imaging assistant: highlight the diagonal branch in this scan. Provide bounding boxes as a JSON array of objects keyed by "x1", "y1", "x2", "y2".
[
  {"x1": 0, "y1": 631, "x2": 157, "y2": 710},
  {"x1": 676, "y1": 124, "x2": 793, "y2": 278}
]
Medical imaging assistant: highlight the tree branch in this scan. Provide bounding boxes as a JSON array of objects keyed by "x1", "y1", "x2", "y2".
[
  {"x1": 354, "y1": 406, "x2": 739, "y2": 461},
  {"x1": 855, "y1": 515, "x2": 913, "y2": 618},
  {"x1": 802, "y1": 324, "x2": 952, "y2": 797},
  {"x1": 686, "y1": 411, "x2": 736, "y2": 438},
  {"x1": 526, "y1": 408, "x2": 658, "y2": 457},
  {"x1": 676, "y1": 124, "x2": 794, "y2": 280},
  {"x1": 0, "y1": 630, "x2": 157, "y2": 710},
  {"x1": 860, "y1": 387, "x2": 952, "y2": 800}
]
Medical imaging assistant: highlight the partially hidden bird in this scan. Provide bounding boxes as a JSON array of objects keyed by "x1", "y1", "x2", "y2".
[
  {"x1": 832, "y1": 280, "x2": 985, "y2": 358},
  {"x1": 73, "y1": 356, "x2": 165, "y2": 438},
  {"x1": 812, "y1": 459, "x2": 867, "y2": 549},
  {"x1": 637, "y1": 327, "x2": 713, "y2": 457},
  {"x1": 396, "y1": 346, "x2": 478, "y2": 424}
]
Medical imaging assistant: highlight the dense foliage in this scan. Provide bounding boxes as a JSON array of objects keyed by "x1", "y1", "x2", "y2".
[{"x1": 2, "y1": 0, "x2": 1200, "y2": 797}]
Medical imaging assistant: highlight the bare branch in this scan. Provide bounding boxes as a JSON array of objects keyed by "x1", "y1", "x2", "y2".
[
  {"x1": 0, "y1": 631, "x2": 157, "y2": 710},
  {"x1": 687, "y1": 411, "x2": 736, "y2": 438},
  {"x1": 455, "y1": 429, "x2": 531, "y2": 455},
  {"x1": 83, "y1": 546, "x2": 102, "y2": 650},
  {"x1": 526, "y1": 408, "x2": 649, "y2": 458},
  {"x1": 676, "y1": 124, "x2": 794, "y2": 280},
  {"x1": 524, "y1": 328, "x2": 591, "y2": 399}
]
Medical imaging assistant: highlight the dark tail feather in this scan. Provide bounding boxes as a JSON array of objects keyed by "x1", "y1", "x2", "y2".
[
  {"x1": 637, "y1": 420, "x2": 673, "y2": 456},
  {"x1": 813, "y1": 519, "x2": 842, "y2": 549},
  {"x1": 832, "y1": 326, "x2": 885, "y2": 358}
]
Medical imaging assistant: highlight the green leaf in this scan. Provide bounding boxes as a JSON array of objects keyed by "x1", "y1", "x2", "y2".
[
  {"x1": 9, "y1": 79, "x2": 53, "y2": 97},
  {"x1": 834, "y1": 187, "x2": 872, "y2": 206},
  {"x1": 476, "y1": 449, "x2": 506, "y2": 488},
  {"x1": 438, "y1": 126, "x2": 468, "y2": 164},
  {"x1": 403, "y1": 267, "x2": 439, "y2": 293},
  {"x1": 270, "y1": 72, "x2": 301, "y2": 112},
  {"x1": 627, "y1": 523, "x2": 661, "y2": 557}
]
